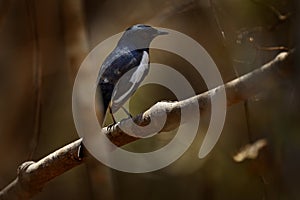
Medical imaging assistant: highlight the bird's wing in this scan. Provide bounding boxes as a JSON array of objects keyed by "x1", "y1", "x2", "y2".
[
  {"x1": 97, "y1": 47, "x2": 142, "y2": 83},
  {"x1": 97, "y1": 48, "x2": 122, "y2": 83},
  {"x1": 110, "y1": 51, "x2": 149, "y2": 113},
  {"x1": 96, "y1": 48, "x2": 145, "y2": 111}
]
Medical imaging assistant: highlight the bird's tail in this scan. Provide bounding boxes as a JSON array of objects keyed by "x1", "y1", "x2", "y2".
[{"x1": 96, "y1": 84, "x2": 113, "y2": 127}]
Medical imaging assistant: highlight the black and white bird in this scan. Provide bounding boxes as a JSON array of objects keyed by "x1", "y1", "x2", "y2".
[{"x1": 96, "y1": 24, "x2": 168, "y2": 124}]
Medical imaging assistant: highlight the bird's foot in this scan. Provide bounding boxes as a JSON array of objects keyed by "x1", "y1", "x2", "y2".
[{"x1": 107, "y1": 123, "x2": 116, "y2": 132}]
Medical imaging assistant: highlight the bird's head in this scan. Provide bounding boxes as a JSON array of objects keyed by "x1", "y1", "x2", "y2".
[{"x1": 118, "y1": 24, "x2": 168, "y2": 49}]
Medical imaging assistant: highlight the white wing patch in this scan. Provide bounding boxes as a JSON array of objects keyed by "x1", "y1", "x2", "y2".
[
  {"x1": 111, "y1": 51, "x2": 149, "y2": 111},
  {"x1": 129, "y1": 51, "x2": 149, "y2": 83}
]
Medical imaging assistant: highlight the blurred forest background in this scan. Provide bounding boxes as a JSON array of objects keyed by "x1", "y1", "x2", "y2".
[{"x1": 0, "y1": 0, "x2": 299, "y2": 199}]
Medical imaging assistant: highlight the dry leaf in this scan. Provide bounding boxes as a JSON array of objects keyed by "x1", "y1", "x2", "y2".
[{"x1": 233, "y1": 139, "x2": 267, "y2": 162}]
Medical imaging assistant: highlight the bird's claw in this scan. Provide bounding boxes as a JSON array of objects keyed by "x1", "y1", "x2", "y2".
[{"x1": 107, "y1": 123, "x2": 116, "y2": 132}]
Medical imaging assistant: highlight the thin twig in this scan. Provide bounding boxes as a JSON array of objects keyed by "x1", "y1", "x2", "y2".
[
  {"x1": 248, "y1": 37, "x2": 289, "y2": 52},
  {"x1": 209, "y1": 0, "x2": 226, "y2": 45},
  {"x1": 234, "y1": 30, "x2": 289, "y2": 65},
  {"x1": 251, "y1": 0, "x2": 292, "y2": 30},
  {"x1": 25, "y1": 0, "x2": 42, "y2": 160},
  {"x1": 251, "y1": 0, "x2": 291, "y2": 22}
]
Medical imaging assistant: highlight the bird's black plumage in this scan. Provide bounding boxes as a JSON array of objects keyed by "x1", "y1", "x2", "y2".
[
  {"x1": 97, "y1": 48, "x2": 147, "y2": 115},
  {"x1": 96, "y1": 24, "x2": 168, "y2": 122}
]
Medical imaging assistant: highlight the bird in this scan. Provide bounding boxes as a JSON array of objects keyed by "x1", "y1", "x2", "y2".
[{"x1": 96, "y1": 24, "x2": 168, "y2": 125}]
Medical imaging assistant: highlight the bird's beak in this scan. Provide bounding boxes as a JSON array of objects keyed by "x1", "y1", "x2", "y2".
[{"x1": 156, "y1": 29, "x2": 168, "y2": 36}]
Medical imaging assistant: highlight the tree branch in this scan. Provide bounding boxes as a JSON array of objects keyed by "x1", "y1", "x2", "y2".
[
  {"x1": 104, "y1": 50, "x2": 294, "y2": 146},
  {"x1": 0, "y1": 50, "x2": 294, "y2": 199},
  {"x1": 0, "y1": 139, "x2": 84, "y2": 200}
]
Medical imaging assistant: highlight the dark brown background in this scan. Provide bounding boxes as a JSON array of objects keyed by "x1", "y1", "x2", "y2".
[{"x1": 0, "y1": 0, "x2": 299, "y2": 199}]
